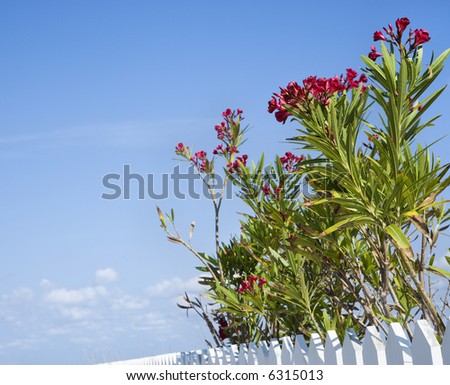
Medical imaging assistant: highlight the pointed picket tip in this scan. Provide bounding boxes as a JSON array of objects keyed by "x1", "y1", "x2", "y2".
[
  {"x1": 247, "y1": 342, "x2": 258, "y2": 365},
  {"x1": 411, "y1": 320, "x2": 443, "y2": 364},
  {"x1": 256, "y1": 340, "x2": 270, "y2": 365},
  {"x1": 386, "y1": 323, "x2": 412, "y2": 365},
  {"x1": 442, "y1": 319, "x2": 450, "y2": 365},
  {"x1": 293, "y1": 334, "x2": 309, "y2": 365},
  {"x1": 237, "y1": 344, "x2": 248, "y2": 365},
  {"x1": 343, "y1": 328, "x2": 363, "y2": 364},
  {"x1": 266, "y1": 339, "x2": 282, "y2": 364},
  {"x1": 280, "y1": 336, "x2": 295, "y2": 365},
  {"x1": 324, "y1": 330, "x2": 343, "y2": 364},
  {"x1": 229, "y1": 345, "x2": 239, "y2": 365},
  {"x1": 361, "y1": 326, "x2": 386, "y2": 365},
  {"x1": 308, "y1": 333, "x2": 325, "y2": 364}
]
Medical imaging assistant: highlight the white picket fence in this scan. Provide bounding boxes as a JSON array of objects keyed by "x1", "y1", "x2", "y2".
[{"x1": 107, "y1": 320, "x2": 450, "y2": 365}]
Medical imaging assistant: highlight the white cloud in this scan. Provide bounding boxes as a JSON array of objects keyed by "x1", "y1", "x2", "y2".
[
  {"x1": 111, "y1": 295, "x2": 149, "y2": 310},
  {"x1": 145, "y1": 276, "x2": 204, "y2": 298},
  {"x1": 45, "y1": 286, "x2": 107, "y2": 305},
  {"x1": 40, "y1": 279, "x2": 53, "y2": 289},
  {"x1": 11, "y1": 287, "x2": 34, "y2": 301},
  {"x1": 60, "y1": 307, "x2": 92, "y2": 321},
  {"x1": 95, "y1": 268, "x2": 119, "y2": 284}
]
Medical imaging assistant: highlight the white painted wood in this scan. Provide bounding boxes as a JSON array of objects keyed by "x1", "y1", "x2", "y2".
[
  {"x1": 308, "y1": 333, "x2": 325, "y2": 364},
  {"x1": 256, "y1": 340, "x2": 269, "y2": 365},
  {"x1": 324, "y1": 330, "x2": 343, "y2": 364},
  {"x1": 237, "y1": 344, "x2": 248, "y2": 364},
  {"x1": 221, "y1": 346, "x2": 232, "y2": 365},
  {"x1": 386, "y1": 323, "x2": 412, "y2": 365},
  {"x1": 266, "y1": 339, "x2": 282, "y2": 364},
  {"x1": 229, "y1": 345, "x2": 239, "y2": 365},
  {"x1": 106, "y1": 320, "x2": 448, "y2": 365},
  {"x1": 411, "y1": 320, "x2": 443, "y2": 364},
  {"x1": 292, "y1": 334, "x2": 309, "y2": 365},
  {"x1": 247, "y1": 342, "x2": 258, "y2": 365},
  {"x1": 361, "y1": 326, "x2": 386, "y2": 365},
  {"x1": 280, "y1": 336, "x2": 294, "y2": 365},
  {"x1": 342, "y1": 328, "x2": 363, "y2": 365},
  {"x1": 442, "y1": 320, "x2": 450, "y2": 365}
]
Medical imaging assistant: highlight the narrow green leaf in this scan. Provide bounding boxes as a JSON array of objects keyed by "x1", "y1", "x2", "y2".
[{"x1": 385, "y1": 224, "x2": 414, "y2": 261}]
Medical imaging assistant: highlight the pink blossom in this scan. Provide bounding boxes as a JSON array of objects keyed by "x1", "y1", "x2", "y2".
[
  {"x1": 395, "y1": 17, "x2": 410, "y2": 35},
  {"x1": 373, "y1": 30, "x2": 386, "y2": 41},
  {"x1": 413, "y1": 29, "x2": 430, "y2": 47},
  {"x1": 368, "y1": 46, "x2": 382, "y2": 61}
]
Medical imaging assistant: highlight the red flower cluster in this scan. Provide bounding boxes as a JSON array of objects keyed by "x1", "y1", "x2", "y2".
[
  {"x1": 238, "y1": 276, "x2": 267, "y2": 293},
  {"x1": 215, "y1": 108, "x2": 244, "y2": 140},
  {"x1": 413, "y1": 29, "x2": 430, "y2": 47},
  {"x1": 370, "y1": 18, "x2": 430, "y2": 60},
  {"x1": 368, "y1": 46, "x2": 382, "y2": 61},
  {"x1": 262, "y1": 185, "x2": 271, "y2": 196},
  {"x1": 218, "y1": 317, "x2": 228, "y2": 340},
  {"x1": 280, "y1": 151, "x2": 305, "y2": 171},
  {"x1": 175, "y1": 142, "x2": 189, "y2": 156},
  {"x1": 190, "y1": 150, "x2": 208, "y2": 172},
  {"x1": 268, "y1": 69, "x2": 367, "y2": 123},
  {"x1": 227, "y1": 154, "x2": 248, "y2": 173}
]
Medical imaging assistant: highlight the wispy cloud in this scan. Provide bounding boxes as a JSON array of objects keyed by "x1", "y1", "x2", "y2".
[
  {"x1": 45, "y1": 285, "x2": 108, "y2": 305},
  {"x1": 95, "y1": 268, "x2": 119, "y2": 284},
  {"x1": 145, "y1": 276, "x2": 204, "y2": 298},
  {"x1": 0, "y1": 117, "x2": 210, "y2": 153},
  {"x1": 0, "y1": 269, "x2": 211, "y2": 363}
]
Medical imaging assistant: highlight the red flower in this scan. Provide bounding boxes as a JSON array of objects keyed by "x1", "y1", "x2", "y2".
[
  {"x1": 227, "y1": 146, "x2": 238, "y2": 154},
  {"x1": 368, "y1": 134, "x2": 379, "y2": 141},
  {"x1": 175, "y1": 142, "x2": 188, "y2": 155},
  {"x1": 346, "y1": 68, "x2": 358, "y2": 81},
  {"x1": 262, "y1": 185, "x2": 271, "y2": 196},
  {"x1": 413, "y1": 29, "x2": 430, "y2": 47},
  {"x1": 368, "y1": 46, "x2": 382, "y2": 61},
  {"x1": 212, "y1": 144, "x2": 223, "y2": 155},
  {"x1": 395, "y1": 17, "x2": 410, "y2": 35},
  {"x1": 238, "y1": 280, "x2": 252, "y2": 293},
  {"x1": 373, "y1": 30, "x2": 386, "y2": 41},
  {"x1": 227, "y1": 155, "x2": 248, "y2": 174},
  {"x1": 248, "y1": 276, "x2": 258, "y2": 284},
  {"x1": 222, "y1": 108, "x2": 232, "y2": 118},
  {"x1": 195, "y1": 151, "x2": 207, "y2": 159},
  {"x1": 218, "y1": 317, "x2": 228, "y2": 340},
  {"x1": 258, "y1": 278, "x2": 267, "y2": 287}
]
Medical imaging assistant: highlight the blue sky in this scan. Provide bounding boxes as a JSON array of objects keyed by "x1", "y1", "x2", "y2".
[{"x1": 0, "y1": 0, "x2": 449, "y2": 364}]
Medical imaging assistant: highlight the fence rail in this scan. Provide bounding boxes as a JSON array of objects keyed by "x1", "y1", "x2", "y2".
[{"x1": 107, "y1": 320, "x2": 450, "y2": 365}]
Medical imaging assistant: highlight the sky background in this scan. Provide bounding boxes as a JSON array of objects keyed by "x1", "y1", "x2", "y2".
[{"x1": 0, "y1": 0, "x2": 449, "y2": 364}]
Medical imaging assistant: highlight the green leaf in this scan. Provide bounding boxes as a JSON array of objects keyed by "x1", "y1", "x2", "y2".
[
  {"x1": 385, "y1": 224, "x2": 415, "y2": 261},
  {"x1": 427, "y1": 265, "x2": 450, "y2": 279},
  {"x1": 318, "y1": 215, "x2": 370, "y2": 237}
]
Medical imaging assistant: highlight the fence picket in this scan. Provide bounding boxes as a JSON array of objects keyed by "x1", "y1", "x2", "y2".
[
  {"x1": 106, "y1": 320, "x2": 449, "y2": 365},
  {"x1": 236, "y1": 344, "x2": 247, "y2": 365},
  {"x1": 280, "y1": 336, "x2": 294, "y2": 365},
  {"x1": 307, "y1": 333, "x2": 325, "y2": 364},
  {"x1": 266, "y1": 339, "x2": 282, "y2": 365},
  {"x1": 442, "y1": 321, "x2": 450, "y2": 365},
  {"x1": 411, "y1": 320, "x2": 442, "y2": 364},
  {"x1": 342, "y1": 328, "x2": 363, "y2": 365},
  {"x1": 324, "y1": 330, "x2": 343, "y2": 364},
  {"x1": 362, "y1": 326, "x2": 386, "y2": 365},
  {"x1": 247, "y1": 342, "x2": 258, "y2": 365},
  {"x1": 292, "y1": 334, "x2": 309, "y2": 365},
  {"x1": 257, "y1": 341, "x2": 270, "y2": 365},
  {"x1": 385, "y1": 323, "x2": 412, "y2": 365}
]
